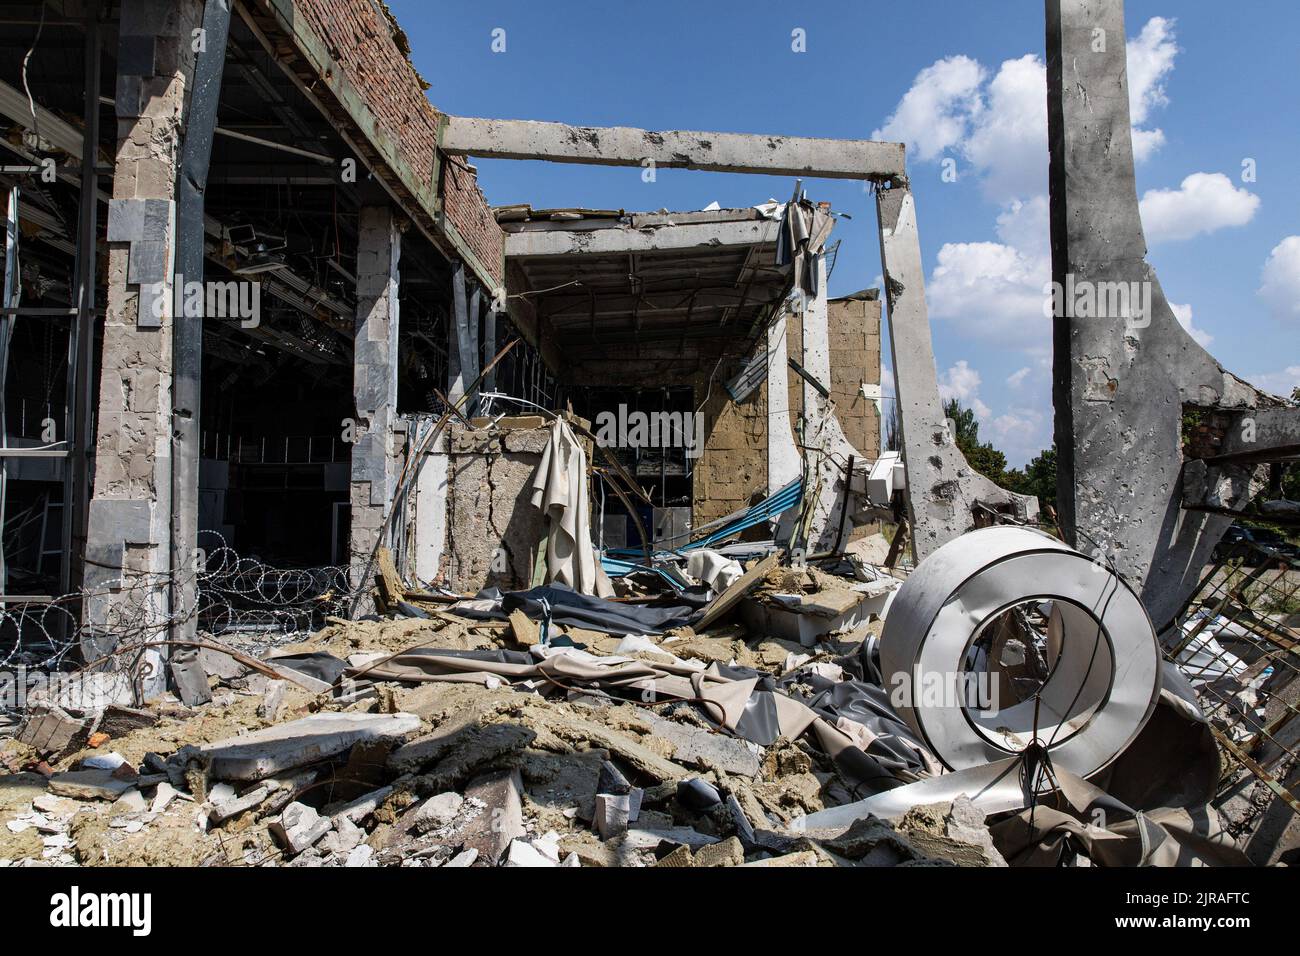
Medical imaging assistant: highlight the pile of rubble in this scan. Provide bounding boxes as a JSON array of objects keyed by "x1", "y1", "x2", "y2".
[
  {"x1": 3, "y1": 523, "x2": 1284, "y2": 868},
  {"x1": 0, "y1": 538, "x2": 1018, "y2": 868}
]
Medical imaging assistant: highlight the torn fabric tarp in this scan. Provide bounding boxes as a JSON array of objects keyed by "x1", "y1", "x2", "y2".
[
  {"x1": 531, "y1": 418, "x2": 614, "y2": 598},
  {"x1": 344, "y1": 636, "x2": 939, "y2": 798}
]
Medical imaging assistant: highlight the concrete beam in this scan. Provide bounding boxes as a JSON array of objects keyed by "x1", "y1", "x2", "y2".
[
  {"x1": 506, "y1": 218, "x2": 780, "y2": 258},
  {"x1": 1192, "y1": 406, "x2": 1300, "y2": 466},
  {"x1": 876, "y1": 185, "x2": 1036, "y2": 559},
  {"x1": 443, "y1": 116, "x2": 905, "y2": 183},
  {"x1": 1046, "y1": 0, "x2": 1300, "y2": 624}
]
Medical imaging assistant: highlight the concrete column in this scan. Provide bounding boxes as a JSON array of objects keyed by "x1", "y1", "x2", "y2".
[
  {"x1": 876, "y1": 185, "x2": 1036, "y2": 560},
  {"x1": 782, "y1": 257, "x2": 867, "y2": 553},
  {"x1": 348, "y1": 205, "x2": 402, "y2": 577},
  {"x1": 766, "y1": 305, "x2": 800, "y2": 496},
  {"x1": 1046, "y1": 0, "x2": 1298, "y2": 623},
  {"x1": 84, "y1": 0, "x2": 204, "y2": 670}
]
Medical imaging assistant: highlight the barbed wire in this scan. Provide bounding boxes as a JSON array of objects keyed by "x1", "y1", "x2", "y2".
[{"x1": 1, "y1": 530, "x2": 363, "y2": 679}]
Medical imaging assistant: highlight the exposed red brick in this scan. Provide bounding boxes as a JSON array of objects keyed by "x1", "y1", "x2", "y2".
[
  {"x1": 296, "y1": 0, "x2": 439, "y2": 189},
  {"x1": 292, "y1": 1, "x2": 505, "y2": 285},
  {"x1": 440, "y1": 156, "x2": 505, "y2": 287}
]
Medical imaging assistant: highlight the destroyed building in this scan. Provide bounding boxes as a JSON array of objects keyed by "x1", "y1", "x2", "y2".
[{"x1": 0, "y1": 0, "x2": 1298, "y2": 871}]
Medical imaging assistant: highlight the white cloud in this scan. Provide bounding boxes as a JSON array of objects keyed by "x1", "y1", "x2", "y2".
[
  {"x1": 1139, "y1": 172, "x2": 1260, "y2": 243},
  {"x1": 938, "y1": 360, "x2": 991, "y2": 419},
  {"x1": 872, "y1": 55, "x2": 985, "y2": 162},
  {"x1": 986, "y1": 407, "x2": 1051, "y2": 468},
  {"x1": 1258, "y1": 236, "x2": 1300, "y2": 323},
  {"x1": 1126, "y1": 17, "x2": 1179, "y2": 160},
  {"x1": 881, "y1": 364, "x2": 896, "y2": 398},
  {"x1": 874, "y1": 17, "x2": 1174, "y2": 205},
  {"x1": 964, "y1": 55, "x2": 1048, "y2": 201},
  {"x1": 1169, "y1": 301, "x2": 1213, "y2": 347},
  {"x1": 1007, "y1": 367, "x2": 1031, "y2": 389},
  {"x1": 1245, "y1": 365, "x2": 1300, "y2": 400},
  {"x1": 1131, "y1": 128, "x2": 1167, "y2": 164},
  {"x1": 927, "y1": 197, "x2": 1052, "y2": 348}
]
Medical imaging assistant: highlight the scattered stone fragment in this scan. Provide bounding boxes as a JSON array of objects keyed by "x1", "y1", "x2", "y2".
[
  {"x1": 320, "y1": 816, "x2": 364, "y2": 855},
  {"x1": 197, "y1": 646, "x2": 250, "y2": 682},
  {"x1": 693, "y1": 836, "x2": 745, "y2": 867},
  {"x1": 170, "y1": 651, "x2": 214, "y2": 707},
  {"x1": 98, "y1": 704, "x2": 159, "y2": 738},
  {"x1": 259, "y1": 680, "x2": 287, "y2": 721},
  {"x1": 18, "y1": 705, "x2": 92, "y2": 756},
  {"x1": 270, "y1": 802, "x2": 334, "y2": 856},
  {"x1": 654, "y1": 844, "x2": 695, "y2": 867},
  {"x1": 150, "y1": 782, "x2": 179, "y2": 814},
  {"x1": 413, "y1": 791, "x2": 464, "y2": 833},
  {"x1": 110, "y1": 788, "x2": 148, "y2": 815},
  {"x1": 641, "y1": 711, "x2": 762, "y2": 777},
  {"x1": 618, "y1": 826, "x2": 721, "y2": 852},
  {"x1": 46, "y1": 770, "x2": 134, "y2": 801},
  {"x1": 186, "y1": 712, "x2": 420, "y2": 781},
  {"x1": 345, "y1": 844, "x2": 375, "y2": 867},
  {"x1": 594, "y1": 792, "x2": 641, "y2": 839},
  {"x1": 329, "y1": 785, "x2": 394, "y2": 826},
  {"x1": 82, "y1": 752, "x2": 127, "y2": 772},
  {"x1": 457, "y1": 769, "x2": 523, "y2": 864},
  {"x1": 896, "y1": 796, "x2": 1007, "y2": 867},
  {"x1": 208, "y1": 785, "x2": 270, "y2": 825}
]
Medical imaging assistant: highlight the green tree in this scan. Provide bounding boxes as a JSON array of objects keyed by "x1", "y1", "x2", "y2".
[
  {"x1": 942, "y1": 397, "x2": 1008, "y2": 485},
  {"x1": 1005, "y1": 446, "x2": 1058, "y2": 513}
]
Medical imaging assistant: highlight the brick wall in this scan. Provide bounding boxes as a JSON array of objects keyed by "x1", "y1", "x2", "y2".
[
  {"x1": 296, "y1": 0, "x2": 439, "y2": 188},
  {"x1": 787, "y1": 294, "x2": 882, "y2": 458},
  {"x1": 294, "y1": 1, "x2": 505, "y2": 286},
  {"x1": 441, "y1": 157, "x2": 505, "y2": 287},
  {"x1": 693, "y1": 378, "x2": 768, "y2": 526}
]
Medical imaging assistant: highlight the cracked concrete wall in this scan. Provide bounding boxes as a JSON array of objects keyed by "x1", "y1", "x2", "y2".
[
  {"x1": 1046, "y1": 0, "x2": 1300, "y2": 625},
  {"x1": 443, "y1": 420, "x2": 549, "y2": 592},
  {"x1": 84, "y1": 0, "x2": 204, "y2": 642},
  {"x1": 348, "y1": 205, "x2": 402, "y2": 581}
]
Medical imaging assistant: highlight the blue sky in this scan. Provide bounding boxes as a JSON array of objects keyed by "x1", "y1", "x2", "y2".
[{"x1": 389, "y1": 0, "x2": 1300, "y2": 466}]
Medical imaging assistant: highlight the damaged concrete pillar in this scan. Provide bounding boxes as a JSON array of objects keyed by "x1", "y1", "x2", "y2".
[
  {"x1": 84, "y1": 0, "x2": 205, "y2": 674},
  {"x1": 766, "y1": 304, "x2": 801, "y2": 497},
  {"x1": 782, "y1": 257, "x2": 879, "y2": 554},
  {"x1": 1046, "y1": 0, "x2": 1300, "y2": 623},
  {"x1": 875, "y1": 185, "x2": 1036, "y2": 560},
  {"x1": 348, "y1": 205, "x2": 402, "y2": 579}
]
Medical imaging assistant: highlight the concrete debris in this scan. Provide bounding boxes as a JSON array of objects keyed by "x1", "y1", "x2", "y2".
[
  {"x1": 270, "y1": 802, "x2": 334, "y2": 856},
  {"x1": 208, "y1": 785, "x2": 270, "y2": 826},
  {"x1": 46, "y1": 770, "x2": 135, "y2": 802},
  {"x1": 169, "y1": 651, "x2": 214, "y2": 708},
  {"x1": 183, "y1": 712, "x2": 421, "y2": 781},
  {"x1": 0, "y1": 486, "x2": 1275, "y2": 870}
]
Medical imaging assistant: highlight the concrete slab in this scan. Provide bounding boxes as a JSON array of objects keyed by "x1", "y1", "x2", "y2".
[{"x1": 188, "y1": 712, "x2": 420, "y2": 781}]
